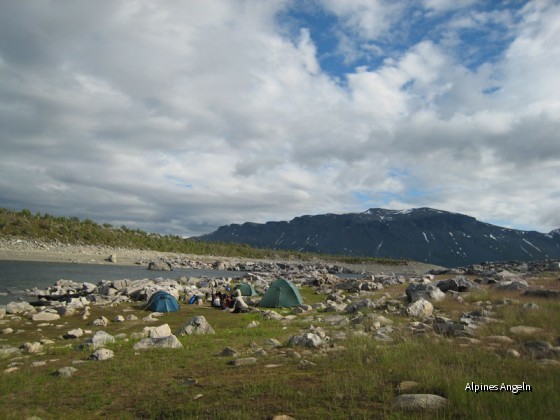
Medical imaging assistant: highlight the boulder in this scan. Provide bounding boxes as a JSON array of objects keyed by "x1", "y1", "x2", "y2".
[
  {"x1": 406, "y1": 284, "x2": 445, "y2": 303},
  {"x1": 144, "y1": 324, "x2": 172, "y2": 338},
  {"x1": 148, "y1": 261, "x2": 172, "y2": 271},
  {"x1": 436, "y1": 276, "x2": 479, "y2": 293},
  {"x1": 394, "y1": 394, "x2": 448, "y2": 411},
  {"x1": 133, "y1": 335, "x2": 183, "y2": 350},
  {"x1": 228, "y1": 357, "x2": 257, "y2": 367},
  {"x1": 494, "y1": 280, "x2": 529, "y2": 291},
  {"x1": 6, "y1": 301, "x2": 35, "y2": 314},
  {"x1": 261, "y1": 310, "x2": 284, "y2": 321},
  {"x1": 90, "y1": 348, "x2": 115, "y2": 361},
  {"x1": 406, "y1": 298, "x2": 434, "y2": 318},
  {"x1": 64, "y1": 328, "x2": 84, "y2": 339},
  {"x1": 82, "y1": 330, "x2": 115, "y2": 350},
  {"x1": 288, "y1": 333, "x2": 323, "y2": 349},
  {"x1": 175, "y1": 316, "x2": 215, "y2": 336},
  {"x1": 21, "y1": 342, "x2": 43, "y2": 354},
  {"x1": 90, "y1": 316, "x2": 110, "y2": 327},
  {"x1": 31, "y1": 311, "x2": 60, "y2": 322},
  {"x1": 57, "y1": 366, "x2": 78, "y2": 378}
]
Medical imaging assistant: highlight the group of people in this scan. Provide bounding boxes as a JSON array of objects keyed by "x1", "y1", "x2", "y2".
[{"x1": 211, "y1": 287, "x2": 249, "y2": 313}]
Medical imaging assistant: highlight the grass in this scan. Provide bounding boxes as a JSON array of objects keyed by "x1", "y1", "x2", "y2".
[
  {"x1": 1, "y1": 276, "x2": 560, "y2": 418},
  {"x1": 0, "y1": 207, "x2": 405, "y2": 265}
]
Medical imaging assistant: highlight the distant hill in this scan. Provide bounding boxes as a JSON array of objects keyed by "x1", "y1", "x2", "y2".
[{"x1": 198, "y1": 208, "x2": 560, "y2": 267}]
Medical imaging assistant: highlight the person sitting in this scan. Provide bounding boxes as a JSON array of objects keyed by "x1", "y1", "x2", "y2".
[
  {"x1": 212, "y1": 293, "x2": 221, "y2": 308},
  {"x1": 233, "y1": 295, "x2": 249, "y2": 313}
]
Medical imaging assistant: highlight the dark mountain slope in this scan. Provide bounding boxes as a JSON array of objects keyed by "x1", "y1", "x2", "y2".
[{"x1": 199, "y1": 208, "x2": 560, "y2": 267}]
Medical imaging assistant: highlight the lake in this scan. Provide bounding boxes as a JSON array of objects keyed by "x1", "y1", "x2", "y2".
[{"x1": 0, "y1": 260, "x2": 246, "y2": 305}]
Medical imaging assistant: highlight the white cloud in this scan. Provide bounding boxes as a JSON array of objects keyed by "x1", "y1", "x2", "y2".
[{"x1": 0, "y1": 0, "x2": 559, "y2": 237}]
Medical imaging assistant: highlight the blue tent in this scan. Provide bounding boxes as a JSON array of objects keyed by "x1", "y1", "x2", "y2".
[{"x1": 147, "y1": 291, "x2": 180, "y2": 312}]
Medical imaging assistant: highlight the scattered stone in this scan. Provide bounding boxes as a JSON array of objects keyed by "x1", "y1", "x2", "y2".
[
  {"x1": 89, "y1": 348, "x2": 115, "y2": 361},
  {"x1": 31, "y1": 312, "x2": 60, "y2": 322},
  {"x1": 510, "y1": 326, "x2": 543, "y2": 336},
  {"x1": 126, "y1": 314, "x2": 139, "y2": 321},
  {"x1": 288, "y1": 333, "x2": 323, "y2": 349},
  {"x1": 90, "y1": 316, "x2": 109, "y2": 327},
  {"x1": 536, "y1": 359, "x2": 560, "y2": 367},
  {"x1": 21, "y1": 342, "x2": 43, "y2": 354},
  {"x1": 31, "y1": 361, "x2": 47, "y2": 367},
  {"x1": 0, "y1": 346, "x2": 20, "y2": 358},
  {"x1": 264, "y1": 338, "x2": 282, "y2": 348},
  {"x1": 57, "y1": 366, "x2": 78, "y2": 378},
  {"x1": 271, "y1": 416, "x2": 295, "y2": 420},
  {"x1": 175, "y1": 316, "x2": 215, "y2": 336},
  {"x1": 245, "y1": 321, "x2": 259, "y2": 328},
  {"x1": 133, "y1": 335, "x2": 183, "y2": 350},
  {"x1": 64, "y1": 328, "x2": 84, "y2": 339},
  {"x1": 193, "y1": 394, "x2": 204, "y2": 400},
  {"x1": 261, "y1": 310, "x2": 284, "y2": 321},
  {"x1": 82, "y1": 330, "x2": 115, "y2": 350},
  {"x1": 393, "y1": 394, "x2": 448, "y2": 412},
  {"x1": 113, "y1": 315, "x2": 125, "y2": 323},
  {"x1": 485, "y1": 335, "x2": 515, "y2": 345},
  {"x1": 2, "y1": 328, "x2": 14, "y2": 335},
  {"x1": 406, "y1": 298, "x2": 434, "y2": 317},
  {"x1": 0, "y1": 308, "x2": 5, "y2": 319},
  {"x1": 524, "y1": 341, "x2": 552, "y2": 358},
  {"x1": 406, "y1": 284, "x2": 446, "y2": 303},
  {"x1": 507, "y1": 349, "x2": 521, "y2": 358},
  {"x1": 523, "y1": 289, "x2": 560, "y2": 298},
  {"x1": 6, "y1": 301, "x2": 35, "y2": 314},
  {"x1": 228, "y1": 357, "x2": 257, "y2": 367},
  {"x1": 108, "y1": 254, "x2": 117, "y2": 263},
  {"x1": 144, "y1": 324, "x2": 172, "y2": 338},
  {"x1": 220, "y1": 347, "x2": 239, "y2": 357},
  {"x1": 4, "y1": 367, "x2": 19, "y2": 374},
  {"x1": 148, "y1": 261, "x2": 172, "y2": 271},
  {"x1": 522, "y1": 303, "x2": 539, "y2": 311}
]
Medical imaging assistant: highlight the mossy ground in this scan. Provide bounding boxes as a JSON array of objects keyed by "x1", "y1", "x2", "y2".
[{"x1": 1, "y1": 280, "x2": 559, "y2": 419}]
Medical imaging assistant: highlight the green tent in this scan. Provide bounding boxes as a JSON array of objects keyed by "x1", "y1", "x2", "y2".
[
  {"x1": 233, "y1": 283, "x2": 258, "y2": 297},
  {"x1": 259, "y1": 278, "x2": 303, "y2": 308}
]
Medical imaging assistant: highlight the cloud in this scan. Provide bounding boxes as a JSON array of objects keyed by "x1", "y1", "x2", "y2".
[{"x1": 0, "y1": 0, "x2": 559, "y2": 237}]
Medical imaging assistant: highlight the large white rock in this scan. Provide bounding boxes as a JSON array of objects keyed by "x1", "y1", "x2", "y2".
[
  {"x1": 90, "y1": 348, "x2": 115, "y2": 361},
  {"x1": 143, "y1": 324, "x2": 172, "y2": 338},
  {"x1": 175, "y1": 316, "x2": 215, "y2": 336},
  {"x1": 6, "y1": 301, "x2": 35, "y2": 314},
  {"x1": 133, "y1": 335, "x2": 183, "y2": 350},
  {"x1": 82, "y1": 330, "x2": 115, "y2": 349},
  {"x1": 288, "y1": 333, "x2": 323, "y2": 349},
  {"x1": 406, "y1": 299, "x2": 434, "y2": 318},
  {"x1": 21, "y1": 342, "x2": 43, "y2": 354}
]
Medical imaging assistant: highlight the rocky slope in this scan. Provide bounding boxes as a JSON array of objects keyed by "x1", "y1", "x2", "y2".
[{"x1": 199, "y1": 208, "x2": 560, "y2": 267}]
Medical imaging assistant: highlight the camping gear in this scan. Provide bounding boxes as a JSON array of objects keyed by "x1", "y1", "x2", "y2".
[
  {"x1": 258, "y1": 278, "x2": 303, "y2": 308},
  {"x1": 146, "y1": 291, "x2": 180, "y2": 312},
  {"x1": 233, "y1": 283, "x2": 258, "y2": 297}
]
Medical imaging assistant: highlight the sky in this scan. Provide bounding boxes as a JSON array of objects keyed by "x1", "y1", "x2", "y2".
[{"x1": 1, "y1": 0, "x2": 559, "y2": 237}]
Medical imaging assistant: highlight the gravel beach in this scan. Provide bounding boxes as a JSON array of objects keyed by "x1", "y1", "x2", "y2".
[{"x1": 0, "y1": 237, "x2": 442, "y2": 275}]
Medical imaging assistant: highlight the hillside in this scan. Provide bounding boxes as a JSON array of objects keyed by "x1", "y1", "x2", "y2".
[{"x1": 199, "y1": 208, "x2": 560, "y2": 267}]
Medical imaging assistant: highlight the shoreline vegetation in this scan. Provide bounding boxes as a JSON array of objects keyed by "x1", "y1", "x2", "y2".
[{"x1": 0, "y1": 208, "x2": 408, "y2": 266}]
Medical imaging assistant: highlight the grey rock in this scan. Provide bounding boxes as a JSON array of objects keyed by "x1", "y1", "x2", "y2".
[
  {"x1": 406, "y1": 284, "x2": 445, "y2": 303},
  {"x1": 524, "y1": 341, "x2": 552, "y2": 358},
  {"x1": 261, "y1": 310, "x2": 284, "y2": 321},
  {"x1": 523, "y1": 289, "x2": 560, "y2": 298},
  {"x1": 57, "y1": 366, "x2": 78, "y2": 378},
  {"x1": 144, "y1": 324, "x2": 172, "y2": 338},
  {"x1": 509, "y1": 326, "x2": 543, "y2": 335},
  {"x1": 64, "y1": 328, "x2": 84, "y2": 339},
  {"x1": 228, "y1": 357, "x2": 257, "y2": 367},
  {"x1": 394, "y1": 394, "x2": 448, "y2": 411},
  {"x1": 406, "y1": 298, "x2": 434, "y2": 317},
  {"x1": 288, "y1": 333, "x2": 323, "y2": 348},
  {"x1": 82, "y1": 330, "x2": 115, "y2": 350},
  {"x1": 133, "y1": 335, "x2": 183, "y2": 350},
  {"x1": 89, "y1": 348, "x2": 114, "y2": 361},
  {"x1": 263, "y1": 338, "x2": 282, "y2": 348},
  {"x1": 21, "y1": 342, "x2": 43, "y2": 354},
  {"x1": 6, "y1": 301, "x2": 35, "y2": 314},
  {"x1": 31, "y1": 311, "x2": 60, "y2": 322},
  {"x1": 90, "y1": 316, "x2": 109, "y2": 327},
  {"x1": 0, "y1": 346, "x2": 20, "y2": 358},
  {"x1": 494, "y1": 280, "x2": 529, "y2": 291},
  {"x1": 220, "y1": 347, "x2": 238, "y2": 357},
  {"x1": 148, "y1": 261, "x2": 172, "y2": 271},
  {"x1": 175, "y1": 316, "x2": 215, "y2": 336}
]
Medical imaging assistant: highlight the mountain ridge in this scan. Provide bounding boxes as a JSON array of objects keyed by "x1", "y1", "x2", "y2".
[{"x1": 198, "y1": 207, "x2": 560, "y2": 267}]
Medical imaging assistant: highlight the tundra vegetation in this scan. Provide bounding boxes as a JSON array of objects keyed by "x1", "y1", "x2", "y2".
[
  {"x1": 0, "y1": 207, "x2": 402, "y2": 265},
  {"x1": 1, "y1": 274, "x2": 559, "y2": 418}
]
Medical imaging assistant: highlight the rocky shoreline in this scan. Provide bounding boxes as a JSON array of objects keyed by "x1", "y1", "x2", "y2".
[
  {"x1": 0, "y1": 237, "x2": 442, "y2": 275},
  {"x1": 1, "y1": 241, "x2": 559, "y2": 415}
]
